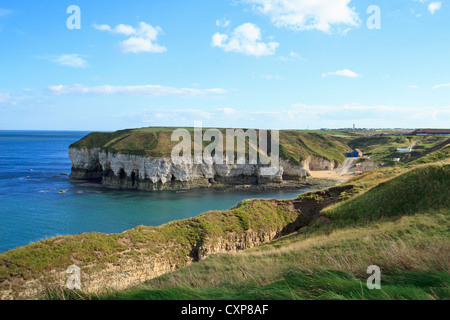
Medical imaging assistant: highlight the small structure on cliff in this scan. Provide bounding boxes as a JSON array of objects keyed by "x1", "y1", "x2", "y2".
[{"x1": 346, "y1": 149, "x2": 363, "y2": 158}]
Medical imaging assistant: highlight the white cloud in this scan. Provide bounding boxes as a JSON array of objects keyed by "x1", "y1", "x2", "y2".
[
  {"x1": 93, "y1": 22, "x2": 166, "y2": 53},
  {"x1": 286, "y1": 104, "x2": 450, "y2": 124},
  {"x1": 115, "y1": 107, "x2": 243, "y2": 126},
  {"x1": 128, "y1": 108, "x2": 216, "y2": 123},
  {"x1": 0, "y1": 90, "x2": 39, "y2": 107},
  {"x1": 433, "y1": 83, "x2": 450, "y2": 89},
  {"x1": 244, "y1": 103, "x2": 450, "y2": 127},
  {"x1": 114, "y1": 24, "x2": 137, "y2": 36},
  {"x1": 244, "y1": 0, "x2": 361, "y2": 33},
  {"x1": 322, "y1": 69, "x2": 361, "y2": 78},
  {"x1": 50, "y1": 54, "x2": 88, "y2": 68},
  {"x1": 278, "y1": 51, "x2": 308, "y2": 62},
  {"x1": 93, "y1": 24, "x2": 112, "y2": 32},
  {"x1": 119, "y1": 37, "x2": 166, "y2": 54},
  {"x1": 216, "y1": 18, "x2": 231, "y2": 27},
  {"x1": 47, "y1": 84, "x2": 227, "y2": 97},
  {"x1": 408, "y1": 84, "x2": 419, "y2": 89},
  {"x1": 113, "y1": 103, "x2": 450, "y2": 129},
  {"x1": 219, "y1": 108, "x2": 237, "y2": 115},
  {"x1": 212, "y1": 23, "x2": 279, "y2": 56},
  {"x1": 428, "y1": 2, "x2": 442, "y2": 14}
]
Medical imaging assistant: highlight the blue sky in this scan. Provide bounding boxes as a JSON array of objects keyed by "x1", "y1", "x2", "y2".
[{"x1": 0, "y1": 0, "x2": 449, "y2": 131}]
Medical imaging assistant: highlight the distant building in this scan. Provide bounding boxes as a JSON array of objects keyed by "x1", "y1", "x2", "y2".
[
  {"x1": 397, "y1": 148, "x2": 412, "y2": 153},
  {"x1": 411, "y1": 129, "x2": 450, "y2": 136},
  {"x1": 393, "y1": 158, "x2": 401, "y2": 162},
  {"x1": 347, "y1": 149, "x2": 363, "y2": 158}
]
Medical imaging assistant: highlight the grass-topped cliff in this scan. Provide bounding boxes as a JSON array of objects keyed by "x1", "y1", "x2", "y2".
[
  {"x1": 69, "y1": 127, "x2": 350, "y2": 166},
  {"x1": 69, "y1": 127, "x2": 448, "y2": 168}
]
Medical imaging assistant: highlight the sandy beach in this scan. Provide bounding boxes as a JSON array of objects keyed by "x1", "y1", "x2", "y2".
[{"x1": 309, "y1": 170, "x2": 354, "y2": 183}]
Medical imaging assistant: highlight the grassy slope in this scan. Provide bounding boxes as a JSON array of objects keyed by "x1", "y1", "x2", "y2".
[
  {"x1": 69, "y1": 127, "x2": 349, "y2": 165},
  {"x1": 347, "y1": 135, "x2": 447, "y2": 163},
  {"x1": 407, "y1": 140, "x2": 450, "y2": 165},
  {"x1": 317, "y1": 164, "x2": 449, "y2": 229},
  {"x1": 93, "y1": 161, "x2": 450, "y2": 300},
  {"x1": 278, "y1": 131, "x2": 348, "y2": 165}
]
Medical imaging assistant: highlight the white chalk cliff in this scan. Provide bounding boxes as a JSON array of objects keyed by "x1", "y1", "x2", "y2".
[
  {"x1": 69, "y1": 147, "x2": 342, "y2": 190},
  {"x1": 69, "y1": 147, "x2": 336, "y2": 190}
]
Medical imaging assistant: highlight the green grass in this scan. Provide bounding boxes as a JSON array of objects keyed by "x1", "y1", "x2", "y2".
[
  {"x1": 69, "y1": 209, "x2": 448, "y2": 300},
  {"x1": 318, "y1": 164, "x2": 450, "y2": 229},
  {"x1": 69, "y1": 127, "x2": 350, "y2": 166},
  {"x1": 278, "y1": 131, "x2": 348, "y2": 165},
  {"x1": 97, "y1": 269, "x2": 449, "y2": 300},
  {"x1": 347, "y1": 135, "x2": 447, "y2": 163},
  {"x1": 407, "y1": 141, "x2": 450, "y2": 165}
]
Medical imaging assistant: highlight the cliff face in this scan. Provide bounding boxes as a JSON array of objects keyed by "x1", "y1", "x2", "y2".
[
  {"x1": 68, "y1": 128, "x2": 348, "y2": 190},
  {"x1": 0, "y1": 228, "x2": 287, "y2": 300},
  {"x1": 304, "y1": 155, "x2": 336, "y2": 171},
  {"x1": 69, "y1": 147, "x2": 315, "y2": 190}
]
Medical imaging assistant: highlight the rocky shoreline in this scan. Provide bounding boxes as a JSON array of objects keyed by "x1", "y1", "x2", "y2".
[{"x1": 70, "y1": 176, "x2": 341, "y2": 195}]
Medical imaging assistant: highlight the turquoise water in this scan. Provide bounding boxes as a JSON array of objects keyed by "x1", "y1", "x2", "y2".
[{"x1": 0, "y1": 131, "x2": 312, "y2": 253}]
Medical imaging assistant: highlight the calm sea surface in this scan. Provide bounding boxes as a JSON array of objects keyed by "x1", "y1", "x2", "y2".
[{"x1": 0, "y1": 131, "x2": 313, "y2": 253}]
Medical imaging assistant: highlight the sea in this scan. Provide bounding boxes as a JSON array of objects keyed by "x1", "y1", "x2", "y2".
[{"x1": 0, "y1": 131, "x2": 312, "y2": 253}]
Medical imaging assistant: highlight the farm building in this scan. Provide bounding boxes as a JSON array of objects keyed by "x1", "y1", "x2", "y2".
[
  {"x1": 346, "y1": 149, "x2": 363, "y2": 158},
  {"x1": 411, "y1": 129, "x2": 450, "y2": 136},
  {"x1": 397, "y1": 148, "x2": 412, "y2": 153}
]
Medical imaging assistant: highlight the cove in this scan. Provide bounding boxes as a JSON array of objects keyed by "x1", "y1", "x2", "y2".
[{"x1": 0, "y1": 131, "x2": 315, "y2": 253}]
